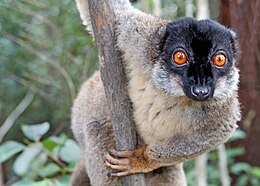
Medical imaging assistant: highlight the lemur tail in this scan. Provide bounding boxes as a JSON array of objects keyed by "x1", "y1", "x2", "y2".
[{"x1": 75, "y1": 0, "x2": 133, "y2": 33}]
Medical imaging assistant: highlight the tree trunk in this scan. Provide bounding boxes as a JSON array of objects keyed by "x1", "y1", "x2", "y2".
[
  {"x1": 218, "y1": 144, "x2": 230, "y2": 186},
  {"x1": 195, "y1": 2, "x2": 209, "y2": 185},
  {"x1": 195, "y1": 154, "x2": 207, "y2": 186},
  {"x1": 140, "y1": 0, "x2": 149, "y2": 13},
  {"x1": 87, "y1": 0, "x2": 146, "y2": 185},
  {"x1": 153, "y1": 0, "x2": 161, "y2": 16},
  {"x1": 185, "y1": 0, "x2": 194, "y2": 17},
  {"x1": 196, "y1": 0, "x2": 209, "y2": 20},
  {"x1": 220, "y1": 0, "x2": 260, "y2": 166}
]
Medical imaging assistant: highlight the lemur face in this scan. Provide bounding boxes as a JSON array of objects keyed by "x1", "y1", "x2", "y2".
[{"x1": 152, "y1": 17, "x2": 239, "y2": 101}]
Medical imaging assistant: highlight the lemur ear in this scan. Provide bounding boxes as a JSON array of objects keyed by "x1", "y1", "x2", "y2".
[
  {"x1": 229, "y1": 29, "x2": 240, "y2": 61},
  {"x1": 153, "y1": 24, "x2": 168, "y2": 52},
  {"x1": 229, "y1": 29, "x2": 237, "y2": 38},
  {"x1": 158, "y1": 21, "x2": 183, "y2": 52},
  {"x1": 156, "y1": 25, "x2": 165, "y2": 37}
]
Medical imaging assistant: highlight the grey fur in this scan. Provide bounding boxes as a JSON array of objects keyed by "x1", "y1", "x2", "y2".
[{"x1": 71, "y1": 0, "x2": 241, "y2": 185}]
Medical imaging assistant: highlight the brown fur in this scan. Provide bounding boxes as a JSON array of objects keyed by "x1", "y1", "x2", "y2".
[
  {"x1": 70, "y1": 0, "x2": 241, "y2": 185},
  {"x1": 71, "y1": 72, "x2": 186, "y2": 185}
]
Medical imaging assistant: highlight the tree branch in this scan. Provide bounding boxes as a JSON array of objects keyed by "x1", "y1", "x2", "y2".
[
  {"x1": 0, "y1": 91, "x2": 34, "y2": 186},
  {"x1": 195, "y1": 154, "x2": 208, "y2": 186},
  {"x1": 5, "y1": 33, "x2": 76, "y2": 101},
  {"x1": 218, "y1": 144, "x2": 230, "y2": 186},
  {"x1": 87, "y1": 0, "x2": 146, "y2": 185},
  {"x1": 0, "y1": 91, "x2": 35, "y2": 142}
]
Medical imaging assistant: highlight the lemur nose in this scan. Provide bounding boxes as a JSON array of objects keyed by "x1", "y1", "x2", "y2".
[{"x1": 191, "y1": 86, "x2": 210, "y2": 100}]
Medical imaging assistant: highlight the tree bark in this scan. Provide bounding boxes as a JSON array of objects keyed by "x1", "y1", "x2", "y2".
[
  {"x1": 220, "y1": 0, "x2": 260, "y2": 166},
  {"x1": 87, "y1": 0, "x2": 146, "y2": 185}
]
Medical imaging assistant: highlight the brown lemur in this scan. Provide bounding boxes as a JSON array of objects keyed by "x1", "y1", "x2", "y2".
[{"x1": 70, "y1": 0, "x2": 241, "y2": 185}]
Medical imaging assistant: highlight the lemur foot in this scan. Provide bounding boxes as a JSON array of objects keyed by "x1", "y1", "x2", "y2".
[{"x1": 104, "y1": 145, "x2": 161, "y2": 177}]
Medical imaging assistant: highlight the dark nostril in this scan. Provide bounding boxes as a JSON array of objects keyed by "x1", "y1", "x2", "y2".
[{"x1": 191, "y1": 86, "x2": 210, "y2": 100}]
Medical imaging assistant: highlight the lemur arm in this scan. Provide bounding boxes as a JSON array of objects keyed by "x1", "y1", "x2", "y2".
[{"x1": 105, "y1": 124, "x2": 235, "y2": 177}]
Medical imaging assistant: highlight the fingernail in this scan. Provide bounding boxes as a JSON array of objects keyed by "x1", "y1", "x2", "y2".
[
  {"x1": 107, "y1": 172, "x2": 112, "y2": 177},
  {"x1": 108, "y1": 149, "x2": 114, "y2": 155}
]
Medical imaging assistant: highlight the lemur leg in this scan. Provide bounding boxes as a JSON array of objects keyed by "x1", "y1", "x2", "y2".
[
  {"x1": 70, "y1": 155, "x2": 90, "y2": 186},
  {"x1": 145, "y1": 165, "x2": 187, "y2": 186},
  {"x1": 83, "y1": 120, "x2": 123, "y2": 186}
]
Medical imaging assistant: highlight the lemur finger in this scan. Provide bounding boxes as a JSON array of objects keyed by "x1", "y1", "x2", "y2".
[
  {"x1": 105, "y1": 160, "x2": 129, "y2": 171},
  {"x1": 105, "y1": 153, "x2": 130, "y2": 165},
  {"x1": 107, "y1": 171, "x2": 130, "y2": 177},
  {"x1": 109, "y1": 149, "x2": 134, "y2": 158}
]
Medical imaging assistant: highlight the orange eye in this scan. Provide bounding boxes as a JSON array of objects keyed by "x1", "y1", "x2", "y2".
[
  {"x1": 213, "y1": 53, "x2": 226, "y2": 67},
  {"x1": 173, "y1": 51, "x2": 187, "y2": 65}
]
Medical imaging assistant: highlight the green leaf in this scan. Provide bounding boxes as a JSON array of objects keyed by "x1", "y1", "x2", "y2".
[
  {"x1": 0, "y1": 141, "x2": 25, "y2": 163},
  {"x1": 29, "y1": 153, "x2": 48, "y2": 179},
  {"x1": 250, "y1": 177, "x2": 260, "y2": 186},
  {"x1": 229, "y1": 130, "x2": 246, "y2": 141},
  {"x1": 42, "y1": 139, "x2": 59, "y2": 151},
  {"x1": 67, "y1": 162, "x2": 76, "y2": 172},
  {"x1": 251, "y1": 167, "x2": 260, "y2": 178},
  {"x1": 207, "y1": 165, "x2": 220, "y2": 180},
  {"x1": 226, "y1": 148, "x2": 245, "y2": 159},
  {"x1": 48, "y1": 136, "x2": 62, "y2": 144},
  {"x1": 38, "y1": 163, "x2": 61, "y2": 177},
  {"x1": 48, "y1": 135, "x2": 68, "y2": 158},
  {"x1": 59, "y1": 175, "x2": 71, "y2": 186},
  {"x1": 236, "y1": 174, "x2": 249, "y2": 186},
  {"x1": 13, "y1": 144, "x2": 41, "y2": 176},
  {"x1": 11, "y1": 179, "x2": 51, "y2": 186},
  {"x1": 46, "y1": 175, "x2": 71, "y2": 186},
  {"x1": 21, "y1": 122, "x2": 50, "y2": 141},
  {"x1": 11, "y1": 179, "x2": 35, "y2": 186},
  {"x1": 230, "y1": 162, "x2": 250, "y2": 175},
  {"x1": 59, "y1": 139, "x2": 80, "y2": 163},
  {"x1": 48, "y1": 135, "x2": 67, "y2": 145},
  {"x1": 33, "y1": 180, "x2": 51, "y2": 186},
  {"x1": 208, "y1": 150, "x2": 218, "y2": 161}
]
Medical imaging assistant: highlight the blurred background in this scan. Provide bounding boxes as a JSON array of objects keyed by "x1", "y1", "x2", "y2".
[{"x1": 0, "y1": 0, "x2": 259, "y2": 185}]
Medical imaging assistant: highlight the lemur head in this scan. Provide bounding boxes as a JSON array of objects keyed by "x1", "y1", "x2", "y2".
[{"x1": 152, "y1": 17, "x2": 239, "y2": 101}]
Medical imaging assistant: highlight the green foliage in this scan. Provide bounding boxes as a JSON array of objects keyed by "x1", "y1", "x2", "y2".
[
  {"x1": 0, "y1": 122, "x2": 79, "y2": 185},
  {"x1": 0, "y1": 0, "x2": 97, "y2": 181},
  {"x1": 184, "y1": 130, "x2": 260, "y2": 186},
  {"x1": 1, "y1": 0, "x2": 259, "y2": 185},
  {"x1": 0, "y1": 0, "x2": 98, "y2": 142},
  {"x1": 21, "y1": 122, "x2": 50, "y2": 141},
  {"x1": 0, "y1": 141, "x2": 25, "y2": 163},
  {"x1": 231, "y1": 163, "x2": 260, "y2": 186}
]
